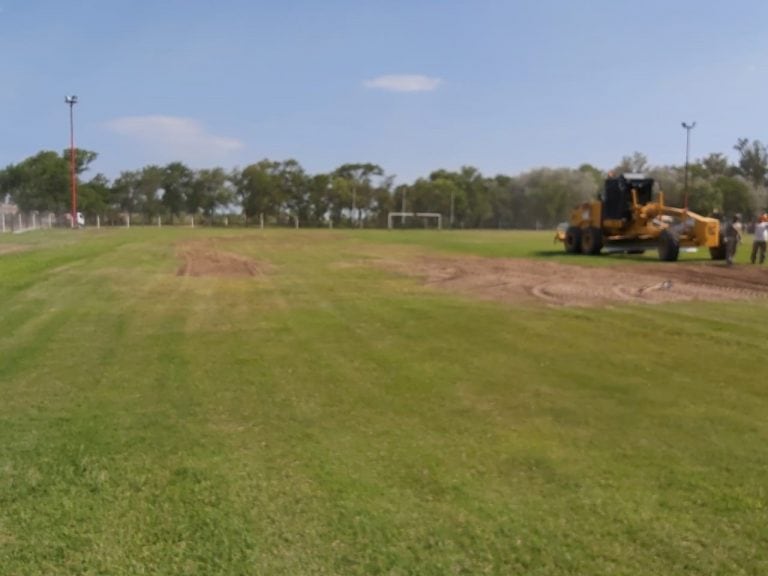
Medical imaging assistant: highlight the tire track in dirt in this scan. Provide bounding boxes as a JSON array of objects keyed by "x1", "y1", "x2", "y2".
[{"x1": 376, "y1": 255, "x2": 768, "y2": 307}]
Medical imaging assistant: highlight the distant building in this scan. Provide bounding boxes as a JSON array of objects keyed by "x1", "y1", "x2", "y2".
[
  {"x1": 0, "y1": 201, "x2": 18, "y2": 216},
  {"x1": 1, "y1": 201, "x2": 17, "y2": 231}
]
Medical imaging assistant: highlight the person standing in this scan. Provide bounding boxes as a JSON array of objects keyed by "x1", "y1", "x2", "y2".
[
  {"x1": 751, "y1": 213, "x2": 768, "y2": 264},
  {"x1": 725, "y1": 214, "x2": 743, "y2": 266}
]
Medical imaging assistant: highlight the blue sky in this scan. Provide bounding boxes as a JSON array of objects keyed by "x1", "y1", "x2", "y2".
[{"x1": 2, "y1": 0, "x2": 767, "y2": 184}]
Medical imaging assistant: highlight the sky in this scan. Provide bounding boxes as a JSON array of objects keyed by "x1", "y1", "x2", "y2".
[{"x1": 2, "y1": 0, "x2": 768, "y2": 185}]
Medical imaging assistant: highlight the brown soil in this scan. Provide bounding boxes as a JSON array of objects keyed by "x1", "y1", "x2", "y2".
[
  {"x1": 174, "y1": 239, "x2": 768, "y2": 306},
  {"x1": 377, "y1": 255, "x2": 768, "y2": 307},
  {"x1": 0, "y1": 245, "x2": 28, "y2": 255},
  {"x1": 176, "y1": 241, "x2": 268, "y2": 277}
]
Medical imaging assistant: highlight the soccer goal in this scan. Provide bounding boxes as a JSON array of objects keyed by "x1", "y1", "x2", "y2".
[{"x1": 387, "y1": 212, "x2": 442, "y2": 230}]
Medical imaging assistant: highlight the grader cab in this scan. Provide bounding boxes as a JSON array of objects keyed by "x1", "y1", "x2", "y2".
[{"x1": 556, "y1": 173, "x2": 723, "y2": 262}]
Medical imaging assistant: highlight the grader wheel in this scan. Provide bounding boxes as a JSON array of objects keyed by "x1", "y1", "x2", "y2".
[
  {"x1": 709, "y1": 233, "x2": 727, "y2": 260},
  {"x1": 581, "y1": 226, "x2": 603, "y2": 255},
  {"x1": 658, "y1": 230, "x2": 680, "y2": 262},
  {"x1": 564, "y1": 226, "x2": 582, "y2": 254}
]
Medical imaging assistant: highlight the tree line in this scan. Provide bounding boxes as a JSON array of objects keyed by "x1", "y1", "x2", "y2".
[{"x1": 2, "y1": 139, "x2": 767, "y2": 228}]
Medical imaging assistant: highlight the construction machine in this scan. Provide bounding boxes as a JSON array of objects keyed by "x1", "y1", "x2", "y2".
[{"x1": 555, "y1": 173, "x2": 723, "y2": 262}]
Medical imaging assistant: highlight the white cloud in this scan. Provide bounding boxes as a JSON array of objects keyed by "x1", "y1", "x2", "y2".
[
  {"x1": 363, "y1": 74, "x2": 442, "y2": 93},
  {"x1": 105, "y1": 115, "x2": 243, "y2": 165}
]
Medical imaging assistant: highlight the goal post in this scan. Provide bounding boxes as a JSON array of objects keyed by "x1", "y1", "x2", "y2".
[{"x1": 388, "y1": 212, "x2": 442, "y2": 230}]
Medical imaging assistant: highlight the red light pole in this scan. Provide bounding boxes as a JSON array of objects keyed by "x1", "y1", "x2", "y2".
[{"x1": 65, "y1": 95, "x2": 78, "y2": 227}]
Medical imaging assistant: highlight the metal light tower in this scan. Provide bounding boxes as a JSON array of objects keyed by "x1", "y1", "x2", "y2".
[
  {"x1": 401, "y1": 187, "x2": 406, "y2": 226},
  {"x1": 65, "y1": 95, "x2": 78, "y2": 227},
  {"x1": 681, "y1": 121, "x2": 696, "y2": 211}
]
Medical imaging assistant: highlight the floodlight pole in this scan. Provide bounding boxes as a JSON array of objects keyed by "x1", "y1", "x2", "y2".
[
  {"x1": 681, "y1": 121, "x2": 696, "y2": 212},
  {"x1": 65, "y1": 95, "x2": 79, "y2": 228},
  {"x1": 401, "y1": 188, "x2": 406, "y2": 226}
]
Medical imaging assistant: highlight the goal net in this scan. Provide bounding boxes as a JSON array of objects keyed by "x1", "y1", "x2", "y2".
[{"x1": 387, "y1": 212, "x2": 442, "y2": 230}]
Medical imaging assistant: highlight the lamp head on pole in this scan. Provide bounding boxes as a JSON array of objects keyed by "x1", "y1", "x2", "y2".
[{"x1": 65, "y1": 95, "x2": 78, "y2": 105}]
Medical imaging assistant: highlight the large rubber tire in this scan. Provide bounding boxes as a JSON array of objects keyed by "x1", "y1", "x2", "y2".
[
  {"x1": 581, "y1": 226, "x2": 603, "y2": 255},
  {"x1": 709, "y1": 233, "x2": 727, "y2": 260},
  {"x1": 658, "y1": 230, "x2": 680, "y2": 262},
  {"x1": 564, "y1": 226, "x2": 582, "y2": 254}
]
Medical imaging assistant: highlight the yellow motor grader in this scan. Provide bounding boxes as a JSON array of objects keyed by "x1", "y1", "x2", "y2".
[{"x1": 555, "y1": 173, "x2": 724, "y2": 261}]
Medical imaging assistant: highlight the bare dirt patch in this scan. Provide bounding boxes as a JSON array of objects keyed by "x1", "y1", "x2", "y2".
[
  {"x1": 376, "y1": 255, "x2": 768, "y2": 307},
  {"x1": 0, "y1": 244, "x2": 28, "y2": 256},
  {"x1": 176, "y1": 241, "x2": 268, "y2": 278}
]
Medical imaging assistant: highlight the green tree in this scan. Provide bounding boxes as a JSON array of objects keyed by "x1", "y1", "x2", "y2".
[
  {"x1": 276, "y1": 159, "x2": 308, "y2": 226},
  {"x1": 306, "y1": 174, "x2": 333, "y2": 226},
  {"x1": 136, "y1": 165, "x2": 164, "y2": 222},
  {"x1": 733, "y1": 138, "x2": 768, "y2": 190},
  {"x1": 1, "y1": 149, "x2": 98, "y2": 213},
  {"x1": 326, "y1": 177, "x2": 353, "y2": 226},
  {"x1": 2, "y1": 151, "x2": 68, "y2": 212},
  {"x1": 432, "y1": 177, "x2": 465, "y2": 228},
  {"x1": 686, "y1": 180, "x2": 722, "y2": 215},
  {"x1": 400, "y1": 177, "x2": 465, "y2": 228},
  {"x1": 188, "y1": 168, "x2": 232, "y2": 221},
  {"x1": 459, "y1": 166, "x2": 492, "y2": 228},
  {"x1": 161, "y1": 162, "x2": 194, "y2": 223},
  {"x1": 578, "y1": 163, "x2": 604, "y2": 192},
  {"x1": 78, "y1": 173, "x2": 111, "y2": 217},
  {"x1": 236, "y1": 160, "x2": 283, "y2": 223},
  {"x1": 332, "y1": 163, "x2": 385, "y2": 227},
  {"x1": 648, "y1": 166, "x2": 682, "y2": 206},
  {"x1": 371, "y1": 179, "x2": 395, "y2": 228},
  {"x1": 714, "y1": 175, "x2": 754, "y2": 217},
  {"x1": 487, "y1": 175, "x2": 524, "y2": 229},
  {"x1": 520, "y1": 168, "x2": 596, "y2": 228},
  {"x1": 733, "y1": 138, "x2": 768, "y2": 210},
  {"x1": 613, "y1": 152, "x2": 650, "y2": 174},
  {"x1": 428, "y1": 167, "x2": 491, "y2": 228},
  {"x1": 0, "y1": 164, "x2": 24, "y2": 206},
  {"x1": 111, "y1": 170, "x2": 141, "y2": 218},
  {"x1": 699, "y1": 153, "x2": 730, "y2": 177},
  {"x1": 64, "y1": 148, "x2": 99, "y2": 175}
]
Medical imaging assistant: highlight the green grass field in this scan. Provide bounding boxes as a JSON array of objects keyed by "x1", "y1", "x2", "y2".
[{"x1": 1, "y1": 228, "x2": 767, "y2": 575}]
